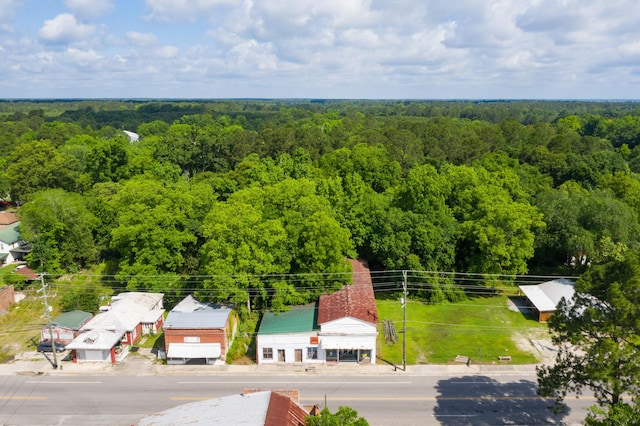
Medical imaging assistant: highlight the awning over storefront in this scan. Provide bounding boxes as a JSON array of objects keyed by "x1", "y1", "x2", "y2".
[
  {"x1": 320, "y1": 335, "x2": 373, "y2": 350},
  {"x1": 167, "y1": 343, "x2": 221, "y2": 359}
]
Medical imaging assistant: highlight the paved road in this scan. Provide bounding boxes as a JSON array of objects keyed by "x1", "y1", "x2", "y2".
[{"x1": 0, "y1": 368, "x2": 590, "y2": 425}]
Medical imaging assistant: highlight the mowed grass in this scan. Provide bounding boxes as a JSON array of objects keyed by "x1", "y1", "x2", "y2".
[{"x1": 376, "y1": 295, "x2": 549, "y2": 365}]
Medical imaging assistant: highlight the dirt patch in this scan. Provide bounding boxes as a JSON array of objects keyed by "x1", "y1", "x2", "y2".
[{"x1": 511, "y1": 331, "x2": 556, "y2": 363}]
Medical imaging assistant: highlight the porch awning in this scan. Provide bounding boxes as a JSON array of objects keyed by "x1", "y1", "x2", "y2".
[{"x1": 167, "y1": 343, "x2": 221, "y2": 359}]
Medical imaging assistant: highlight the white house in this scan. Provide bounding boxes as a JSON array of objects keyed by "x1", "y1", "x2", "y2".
[
  {"x1": 66, "y1": 292, "x2": 164, "y2": 363},
  {"x1": 316, "y1": 259, "x2": 379, "y2": 363},
  {"x1": 256, "y1": 303, "x2": 321, "y2": 364},
  {"x1": 256, "y1": 259, "x2": 378, "y2": 365},
  {"x1": 0, "y1": 222, "x2": 31, "y2": 265},
  {"x1": 66, "y1": 327, "x2": 128, "y2": 363}
]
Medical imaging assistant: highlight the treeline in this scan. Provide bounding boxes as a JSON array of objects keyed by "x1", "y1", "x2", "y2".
[{"x1": 2, "y1": 100, "x2": 640, "y2": 314}]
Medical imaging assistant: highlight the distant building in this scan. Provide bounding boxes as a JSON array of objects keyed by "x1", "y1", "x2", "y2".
[
  {"x1": 518, "y1": 278, "x2": 575, "y2": 322},
  {"x1": 0, "y1": 222, "x2": 31, "y2": 265},
  {"x1": 123, "y1": 130, "x2": 140, "y2": 142}
]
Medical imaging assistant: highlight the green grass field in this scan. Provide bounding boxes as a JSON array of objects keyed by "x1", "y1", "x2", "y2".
[{"x1": 376, "y1": 295, "x2": 549, "y2": 365}]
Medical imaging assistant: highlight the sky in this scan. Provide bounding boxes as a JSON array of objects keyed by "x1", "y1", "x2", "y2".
[{"x1": 1, "y1": 0, "x2": 640, "y2": 99}]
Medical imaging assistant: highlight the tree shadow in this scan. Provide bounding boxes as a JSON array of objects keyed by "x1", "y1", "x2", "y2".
[
  {"x1": 507, "y1": 295, "x2": 539, "y2": 321},
  {"x1": 434, "y1": 376, "x2": 569, "y2": 425}
]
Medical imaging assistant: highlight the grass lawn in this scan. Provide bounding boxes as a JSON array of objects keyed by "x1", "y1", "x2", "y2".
[
  {"x1": 0, "y1": 286, "x2": 47, "y2": 361},
  {"x1": 376, "y1": 295, "x2": 549, "y2": 365}
]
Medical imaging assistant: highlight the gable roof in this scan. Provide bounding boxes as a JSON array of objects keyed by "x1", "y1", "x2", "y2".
[
  {"x1": 519, "y1": 278, "x2": 575, "y2": 312},
  {"x1": 86, "y1": 292, "x2": 165, "y2": 332},
  {"x1": 0, "y1": 223, "x2": 21, "y2": 245},
  {"x1": 14, "y1": 265, "x2": 38, "y2": 280},
  {"x1": 164, "y1": 295, "x2": 231, "y2": 329},
  {"x1": 65, "y1": 328, "x2": 125, "y2": 351},
  {"x1": 138, "y1": 390, "x2": 311, "y2": 426},
  {"x1": 258, "y1": 303, "x2": 319, "y2": 335},
  {"x1": 111, "y1": 292, "x2": 163, "y2": 310},
  {"x1": 0, "y1": 211, "x2": 17, "y2": 226},
  {"x1": 51, "y1": 310, "x2": 93, "y2": 330},
  {"x1": 317, "y1": 259, "x2": 378, "y2": 326}
]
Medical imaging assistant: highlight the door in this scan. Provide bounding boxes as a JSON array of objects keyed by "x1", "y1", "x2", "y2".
[
  {"x1": 295, "y1": 349, "x2": 302, "y2": 362},
  {"x1": 278, "y1": 349, "x2": 285, "y2": 362}
]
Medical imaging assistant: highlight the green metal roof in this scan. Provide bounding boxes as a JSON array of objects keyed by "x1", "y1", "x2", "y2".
[
  {"x1": 52, "y1": 310, "x2": 93, "y2": 329},
  {"x1": 0, "y1": 223, "x2": 21, "y2": 245},
  {"x1": 258, "y1": 303, "x2": 319, "y2": 335}
]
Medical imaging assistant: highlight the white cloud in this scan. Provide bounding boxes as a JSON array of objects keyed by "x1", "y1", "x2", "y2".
[
  {"x1": 64, "y1": 0, "x2": 113, "y2": 20},
  {"x1": 0, "y1": 0, "x2": 21, "y2": 22},
  {"x1": 144, "y1": 0, "x2": 234, "y2": 22},
  {"x1": 154, "y1": 45, "x2": 179, "y2": 58},
  {"x1": 38, "y1": 13, "x2": 95, "y2": 44},
  {"x1": 126, "y1": 31, "x2": 157, "y2": 46},
  {"x1": 65, "y1": 47, "x2": 102, "y2": 66},
  {"x1": 2, "y1": 0, "x2": 640, "y2": 98}
]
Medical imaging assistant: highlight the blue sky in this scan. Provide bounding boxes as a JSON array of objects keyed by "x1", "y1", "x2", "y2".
[{"x1": 1, "y1": 0, "x2": 640, "y2": 99}]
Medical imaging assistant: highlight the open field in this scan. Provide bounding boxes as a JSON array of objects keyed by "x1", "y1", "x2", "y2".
[{"x1": 376, "y1": 295, "x2": 550, "y2": 365}]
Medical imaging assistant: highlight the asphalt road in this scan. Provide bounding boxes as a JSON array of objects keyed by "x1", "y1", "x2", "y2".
[{"x1": 0, "y1": 373, "x2": 590, "y2": 425}]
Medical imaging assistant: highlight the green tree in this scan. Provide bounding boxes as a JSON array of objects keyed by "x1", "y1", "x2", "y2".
[
  {"x1": 199, "y1": 201, "x2": 290, "y2": 315},
  {"x1": 7, "y1": 140, "x2": 80, "y2": 202},
  {"x1": 85, "y1": 136, "x2": 130, "y2": 183},
  {"x1": 306, "y1": 406, "x2": 369, "y2": 426},
  {"x1": 537, "y1": 251, "x2": 640, "y2": 424},
  {"x1": 59, "y1": 285, "x2": 102, "y2": 313},
  {"x1": 445, "y1": 165, "x2": 544, "y2": 275},
  {"x1": 109, "y1": 178, "x2": 213, "y2": 291},
  {"x1": 533, "y1": 182, "x2": 640, "y2": 269},
  {"x1": 19, "y1": 189, "x2": 98, "y2": 272}
]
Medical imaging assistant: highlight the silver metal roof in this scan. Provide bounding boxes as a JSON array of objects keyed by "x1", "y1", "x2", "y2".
[
  {"x1": 164, "y1": 295, "x2": 232, "y2": 329},
  {"x1": 164, "y1": 309, "x2": 231, "y2": 329},
  {"x1": 519, "y1": 278, "x2": 575, "y2": 312},
  {"x1": 138, "y1": 391, "x2": 271, "y2": 426}
]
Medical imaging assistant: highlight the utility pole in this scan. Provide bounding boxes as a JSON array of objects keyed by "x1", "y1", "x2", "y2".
[
  {"x1": 402, "y1": 270, "x2": 407, "y2": 372},
  {"x1": 40, "y1": 273, "x2": 58, "y2": 369}
]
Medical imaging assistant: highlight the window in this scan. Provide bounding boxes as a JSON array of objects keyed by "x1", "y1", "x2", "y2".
[
  {"x1": 263, "y1": 347, "x2": 273, "y2": 360},
  {"x1": 184, "y1": 336, "x2": 200, "y2": 343},
  {"x1": 307, "y1": 347, "x2": 318, "y2": 360}
]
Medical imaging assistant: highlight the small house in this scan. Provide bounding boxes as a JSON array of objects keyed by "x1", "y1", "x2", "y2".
[
  {"x1": 66, "y1": 292, "x2": 164, "y2": 363},
  {"x1": 257, "y1": 304, "x2": 321, "y2": 364},
  {"x1": 519, "y1": 278, "x2": 575, "y2": 322},
  {"x1": 41, "y1": 310, "x2": 93, "y2": 345},
  {"x1": 163, "y1": 295, "x2": 237, "y2": 365},
  {"x1": 0, "y1": 222, "x2": 31, "y2": 265}
]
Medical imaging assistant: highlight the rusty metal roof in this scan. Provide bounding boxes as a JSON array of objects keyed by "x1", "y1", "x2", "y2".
[
  {"x1": 138, "y1": 390, "x2": 312, "y2": 426},
  {"x1": 317, "y1": 259, "x2": 378, "y2": 326},
  {"x1": 265, "y1": 391, "x2": 309, "y2": 426}
]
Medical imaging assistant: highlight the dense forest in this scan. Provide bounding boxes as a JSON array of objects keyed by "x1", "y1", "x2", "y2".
[{"x1": 3, "y1": 99, "x2": 640, "y2": 315}]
